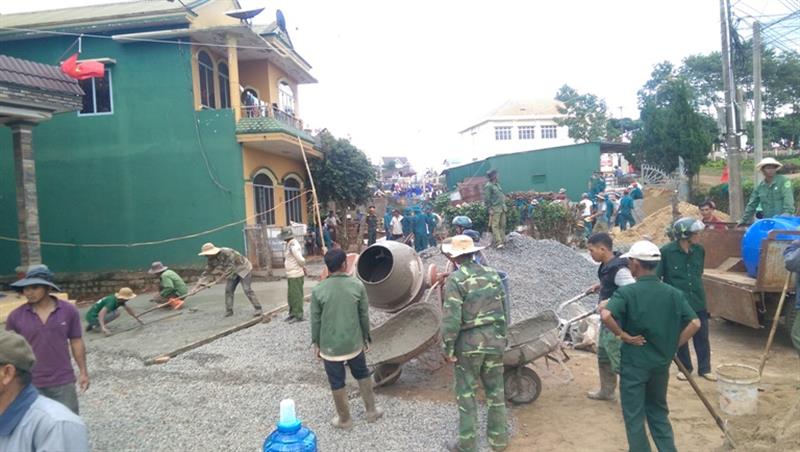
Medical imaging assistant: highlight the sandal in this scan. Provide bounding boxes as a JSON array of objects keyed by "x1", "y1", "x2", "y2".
[{"x1": 700, "y1": 373, "x2": 718, "y2": 382}]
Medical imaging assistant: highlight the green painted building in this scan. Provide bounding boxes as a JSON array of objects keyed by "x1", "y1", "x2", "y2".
[
  {"x1": 442, "y1": 142, "x2": 626, "y2": 201},
  {"x1": 0, "y1": 0, "x2": 320, "y2": 275}
]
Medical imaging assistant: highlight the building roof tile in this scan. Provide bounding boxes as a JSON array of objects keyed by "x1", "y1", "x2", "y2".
[{"x1": 0, "y1": 54, "x2": 83, "y2": 96}]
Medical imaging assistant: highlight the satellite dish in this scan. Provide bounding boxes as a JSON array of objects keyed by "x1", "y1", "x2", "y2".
[
  {"x1": 225, "y1": 7, "x2": 265, "y2": 20},
  {"x1": 276, "y1": 9, "x2": 287, "y2": 31}
]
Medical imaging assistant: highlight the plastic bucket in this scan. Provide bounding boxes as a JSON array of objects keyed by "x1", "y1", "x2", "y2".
[
  {"x1": 497, "y1": 271, "x2": 511, "y2": 326},
  {"x1": 741, "y1": 216, "x2": 800, "y2": 277},
  {"x1": 716, "y1": 364, "x2": 760, "y2": 416}
]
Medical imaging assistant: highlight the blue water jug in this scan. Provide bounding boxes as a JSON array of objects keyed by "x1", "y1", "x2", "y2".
[
  {"x1": 263, "y1": 399, "x2": 317, "y2": 452},
  {"x1": 741, "y1": 216, "x2": 800, "y2": 277}
]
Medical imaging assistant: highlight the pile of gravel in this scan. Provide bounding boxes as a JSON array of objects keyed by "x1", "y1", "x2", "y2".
[
  {"x1": 81, "y1": 308, "x2": 508, "y2": 452},
  {"x1": 481, "y1": 233, "x2": 598, "y2": 323}
]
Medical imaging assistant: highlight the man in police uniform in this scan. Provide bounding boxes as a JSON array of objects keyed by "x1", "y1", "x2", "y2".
[
  {"x1": 585, "y1": 232, "x2": 635, "y2": 401},
  {"x1": 441, "y1": 235, "x2": 507, "y2": 452},
  {"x1": 601, "y1": 241, "x2": 701, "y2": 452},
  {"x1": 483, "y1": 170, "x2": 507, "y2": 249},
  {"x1": 740, "y1": 157, "x2": 796, "y2": 225}
]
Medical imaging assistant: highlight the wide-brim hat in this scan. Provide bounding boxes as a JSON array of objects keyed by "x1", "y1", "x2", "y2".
[
  {"x1": 756, "y1": 157, "x2": 783, "y2": 170},
  {"x1": 115, "y1": 287, "x2": 137, "y2": 300},
  {"x1": 148, "y1": 261, "x2": 168, "y2": 274},
  {"x1": 279, "y1": 228, "x2": 294, "y2": 240},
  {"x1": 10, "y1": 264, "x2": 61, "y2": 292},
  {"x1": 441, "y1": 234, "x2": 485, "y2": 258},
  {"x1": 198, "y1": 242, "x2": 222, "y2": 256}
]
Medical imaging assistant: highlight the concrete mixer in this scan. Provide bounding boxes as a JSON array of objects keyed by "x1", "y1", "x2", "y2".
[{"x1": 356, "y1": 240, "x2": 428, "y2": 312}]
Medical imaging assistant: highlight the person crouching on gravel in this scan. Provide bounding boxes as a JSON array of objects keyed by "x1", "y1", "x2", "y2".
[
  {"x1": 310, "y1": 248, "x2": 383, "y2": 429},
  {"x1": 584, "y1": 232, "x2": 635, "y2": 401}
]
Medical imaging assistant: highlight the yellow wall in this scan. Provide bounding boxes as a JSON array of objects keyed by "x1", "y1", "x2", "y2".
[
  {"x1": 189, "y1": 0, "x2": 240, "y2": 29},
  {"x1": 242, "y1": 146, "x2": 308, "y2": 226},
  {"x1": 238, "y1": 60, "x2": 299, "y2": 115}
]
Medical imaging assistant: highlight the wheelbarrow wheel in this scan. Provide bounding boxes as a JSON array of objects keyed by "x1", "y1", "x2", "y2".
[
  {"x1": 504, "y1": 366, "x2": 541, "y2": 405},
  {"x1": 373, "y1": 363, "x2": 402, "y2": 387}
]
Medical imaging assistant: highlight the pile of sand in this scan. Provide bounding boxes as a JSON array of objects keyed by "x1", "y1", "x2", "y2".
[{"x1": 614, "y1": 202, "x2": 730, "y2": 246}]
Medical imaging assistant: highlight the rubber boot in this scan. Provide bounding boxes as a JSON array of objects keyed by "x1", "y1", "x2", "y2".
[
  {"x1": 330, "y1": 388, "x2": 353, "y2": 429},
  {"x1": 587, "y1": 361, "x2": 617, "y2": 401},
  {"x1": 357, "y1": 378, "x2": 384, "y2": 423}
]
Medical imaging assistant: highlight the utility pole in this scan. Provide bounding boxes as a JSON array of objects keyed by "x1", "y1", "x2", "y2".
[
  {"x1": 753, "y1": 20, "x2": 763, "y2": 182},
  {"x1": 721, "y1": 0, "x2": 743, "y2": 220}
]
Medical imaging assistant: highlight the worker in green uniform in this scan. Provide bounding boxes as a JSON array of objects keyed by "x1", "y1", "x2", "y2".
[
  {"x1": 401, "y1": 207, "x2": 412, "y2": 240},
  {"x1": 412, "y1": 207, "x2": 429, "y2": 251},
  {"x1": 86, "y1": 288, "x2": 144, "y2": 335},
  {"x1": 740, "y1": 157, "x2": 795, "y2": 225},
  {"x1": 366, "y1": 205, "x2": 378, "y2": 246},
  {"x1": 483, "y1": 170, "x2": 507, "y2": 249},
  {"x1": 425, "y1": 206, "x2": 439, "y2": 247},
  {"x1": 601, "y1": 241, "x2": 701, "y2": 452},
  {"x1": 441, "y1": 235, "x2": 507, "y2": 452},
  {"x1": 148, "y1": 261, "x2": 188, "y2": 304},
  {"x1": 658, "y1": 218, "x2": 717, "y2": 382},
  {"x1": 617, "y1": 190, "x2": 636, "y2": 231}
]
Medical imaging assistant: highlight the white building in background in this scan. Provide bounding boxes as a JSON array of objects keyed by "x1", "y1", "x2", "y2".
[{"x1": 459, "y1": 99, "x2": 573, "y2": 159}]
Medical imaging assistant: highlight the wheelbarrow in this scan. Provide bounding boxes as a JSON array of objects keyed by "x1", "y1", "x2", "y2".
[
  {"x1": 502, "y1": 309, "x2": 561, "y2": 404},
  {"x1": 365, "y1": 303, "x2": 441, "y2": 387}
]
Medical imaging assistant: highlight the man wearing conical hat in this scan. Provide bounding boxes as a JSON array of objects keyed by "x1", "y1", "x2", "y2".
[
  {"x1": 195, "y1": 243, "x2": 263, "y2": 317},
  {"x1": 740, "y1": 157, "x2": 795, "y2": 224},
  {"x1": 85, "y1": 287, "x2": 143, "y2": 336}
]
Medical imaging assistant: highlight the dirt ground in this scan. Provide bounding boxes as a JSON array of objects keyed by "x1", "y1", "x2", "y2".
[{"x1": 383, "y1": 318, "x2": 799, "y2": 452}]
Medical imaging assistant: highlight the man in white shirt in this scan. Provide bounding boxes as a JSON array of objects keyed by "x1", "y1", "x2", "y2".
[
  {"x1": 389, "y1": 209, "x2": 404, "y2": 240},
  {"x1": 579, "y1": 193, "x2": 594, "y2": 238},
  {"x1": 281, "y1": 227, "x2": 307, "y2": 323}
]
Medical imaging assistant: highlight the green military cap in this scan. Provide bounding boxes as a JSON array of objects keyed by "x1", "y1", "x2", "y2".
[{"x1": 0, "y1": 331, "x2": 35, "y2": 372}]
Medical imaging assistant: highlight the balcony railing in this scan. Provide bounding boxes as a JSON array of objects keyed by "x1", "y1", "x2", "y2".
[{"x1": 241, "y1": 104, "x2": 304, "y2": 130}]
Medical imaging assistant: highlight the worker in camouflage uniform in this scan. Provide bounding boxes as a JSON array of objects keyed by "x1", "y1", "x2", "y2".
[
  {"x1": 483, "y1": 170, "x2": 507, "y2": 248},
  {"x1": 194, "y1": 242, "x2": 263, "y2": 317},
  {"x1": 441, "y1": 235, "x2": 507, "y2": 452},
  {"x1": 740, "y1": 157, "x2": 796, "y2": 225}
]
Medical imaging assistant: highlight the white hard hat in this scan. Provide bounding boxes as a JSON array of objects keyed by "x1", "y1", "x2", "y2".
[
  {"x1": 621, "y1": 240, "x2": 662, "y2": 262},
  {"x1": 755, "y1": 157, "x2": 783, "y2": 170}
]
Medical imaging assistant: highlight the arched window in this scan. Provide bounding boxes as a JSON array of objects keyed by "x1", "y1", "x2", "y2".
[
  {"x1": 284, "y1": 176, "x2": 303, "y2": 225},
  {"x1": 278, "y1": 80, "x2": 294, "y2": 114},
  {"x1": 218, "y1": 62, "x2": 230, "y2": 109},
  {"x1": 242, "y1": 88, "x2": 261, "y2": 117},
  {"x1": 198, "y1": 51, "x2": 216, "y2": 108},
  {"x1": 253, "y1": 172, "x2": 275, "y2": 225}
]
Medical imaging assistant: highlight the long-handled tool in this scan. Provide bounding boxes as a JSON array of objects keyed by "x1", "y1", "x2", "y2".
[
  {"x1": 556, "y1": 292, "x2": 592, "y2": 315},
  {"x1": 758, "y1": 272, "x2": 791, "y2": 375},
  {"x1": 108, "y1": 312, "x2": 184, "y2": 337},
  {"x1": 138, "y1": 275, "x2": 226, "y2": 318},
  {"x1": 673, "y1": 357, "x2": 737, "y2": 448}
]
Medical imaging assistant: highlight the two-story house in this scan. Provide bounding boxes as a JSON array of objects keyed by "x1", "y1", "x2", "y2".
[
  {"x1": 0, "y1": 0, "x2": 320, "y2": 275},
  {"x1": 459, "y1": 99, "x2": 572, "y2": 159}
]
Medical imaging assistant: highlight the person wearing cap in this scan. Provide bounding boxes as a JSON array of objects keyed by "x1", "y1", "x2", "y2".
[
  {"x1": 281, "y1": 227, "x2": 307, "y2": 323},
  {"x1": 5, "y1": 265, "x2": 88, "y2": 415},
  {"x1": 740, "y1": 157, "x2": 795, "y2": 225},
  {"x1": 658, "y1": 218, "x2": 716, "y2": 382},
  {"x1": 483, "y1": 169, "x2": 508, "y2": 248},
  {"x1": 310, "y1": 248, "x2": 382, "y2": 430},
  {"x1": 148, "y1": 261, "x2": 188, "y2": 304},
  {"x1": 600, "y1": 241, "x2": 701, "y2": 452},
  {"x1": 85, "y1": 288, "x2": 144, "y2": 335},
  {"x1": 195, "y1": 243, "x2": 263, "y2": 317},
  {"x1": 584, "y1": 232, "x2": 635, "y2": 402},
  {"x1": 617, "y1": 189, "x2": 636, "y2": 231},
  {"x1": 699, "y1": 200, "x2": 726, "y2": 231},
  {"x1": 389, "y1": 209, "x2": 404, "y2": 240},
  {"x1": 441, "y1": 235, "x2": 507, "y2": 452},
  {"x1": 0, "y1": 331, "x2": 89, "y2": 452}
]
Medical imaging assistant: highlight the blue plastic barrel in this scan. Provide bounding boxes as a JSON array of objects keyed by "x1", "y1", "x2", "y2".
[
  {"x1": 741, "y1": 216, "x2": 800, "y2": 277},
  {"x1": 497, "y1": 271, "x2": 511, "y2": 325},
  {"x1": 263, "y1": 420, "x2": 317, "y2": 452}
]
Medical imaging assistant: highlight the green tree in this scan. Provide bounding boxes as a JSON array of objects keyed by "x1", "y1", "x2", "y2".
[
  {"x1": 554, "y1": 84, "x2": 609, "y2": 142},
  {"x1": 606, "y1": 117, "x2": 642, "y2": 142},
  {"x1": 627, "y1": 65, "x2": 718, "y2": 178},
  {"x1": 309, "y1": 130, "x2": 378, "y2": 209}
]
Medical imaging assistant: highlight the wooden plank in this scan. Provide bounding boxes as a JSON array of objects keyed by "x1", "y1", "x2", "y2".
[
  {"x1": 703, "y1": 268, "x2": 757, "y2": 289},
  {"x1": 143, "y1": 304, "x2": 288, "y2": 365},
  {"x1": 704, "y1": 278, "x2": 761, "y2": 329},
  {"x1": 697, "y1": 229, "x2": 745, "y2": 269},
  {"x1": 756, "y1": 240, "x2": 796, "y2": 292}
]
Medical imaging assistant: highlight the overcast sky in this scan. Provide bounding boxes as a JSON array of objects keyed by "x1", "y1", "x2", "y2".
[{"x1": 1, "y1": 1, "x2": 758, "y2": 170}]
